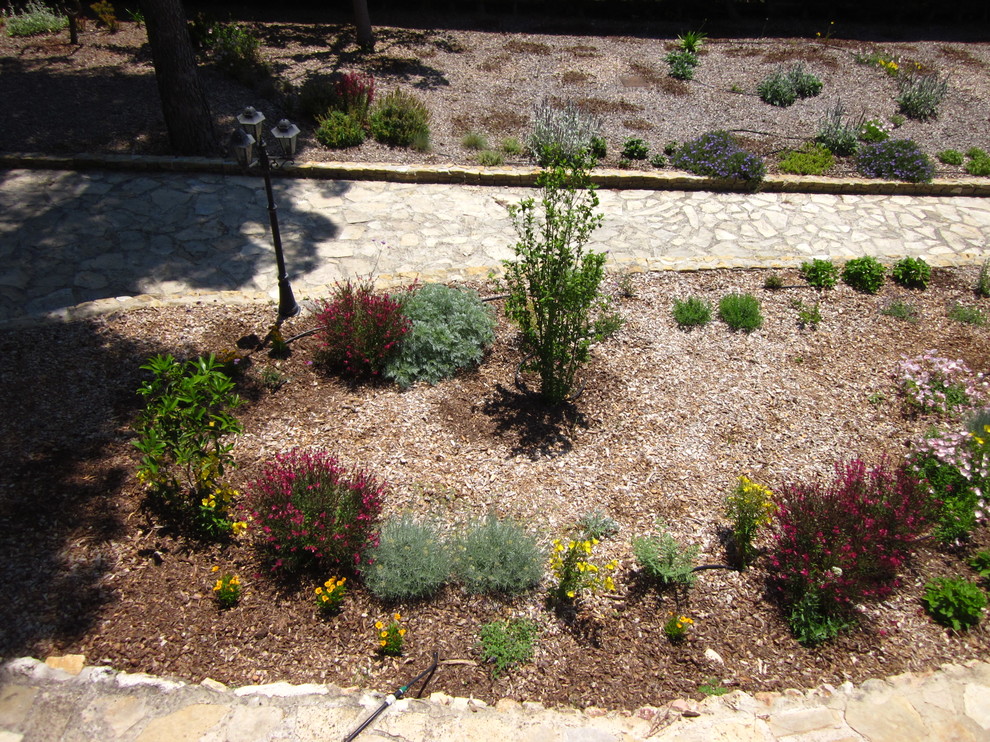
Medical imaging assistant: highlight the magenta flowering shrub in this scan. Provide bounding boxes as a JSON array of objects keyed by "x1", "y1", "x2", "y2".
[
  {"x1": 332, "y1": 71, "x2": 376, "y2": 122},
  {"x1": 315, "y1": 280, "x2": 411, "y2": 379},
  {"x1": 769, "y1": 460, "x2": 935, "y2": 619},
  {"x1": 247, "y1": 449, "x2": 384, "y2": 573}
]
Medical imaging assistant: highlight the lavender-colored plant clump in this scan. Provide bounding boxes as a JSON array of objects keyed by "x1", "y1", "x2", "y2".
[
  {"x1": 671, "y1": 131, "x2": 766, "y2": 183},
  {"x1": 856, "y1": 139, "x2": 935, "y2": 183}
]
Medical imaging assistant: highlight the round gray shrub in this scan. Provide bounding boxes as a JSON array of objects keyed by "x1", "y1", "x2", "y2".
[
  {"x1": 454, "y1": 516, "x2": 543, "y2": 595},
  {"x1": 361, "y1": 516, "x2": 452, "y2": 601},
  {"x1": 384, "y1": 284, "x2": 495, "y2": 389}
]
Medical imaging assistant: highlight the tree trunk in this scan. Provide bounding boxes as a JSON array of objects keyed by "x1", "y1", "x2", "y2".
[
  {"x1": 141, "y1": 0, "x2": 216, "y2": 156},
  {"x1": 352, "y1": 0, "x2": 375, "y2": 52}
]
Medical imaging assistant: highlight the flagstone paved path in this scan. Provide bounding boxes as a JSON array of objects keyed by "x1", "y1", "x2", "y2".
[{"x1": 1, "y1": 167, "x2": 988, "y2": 324}]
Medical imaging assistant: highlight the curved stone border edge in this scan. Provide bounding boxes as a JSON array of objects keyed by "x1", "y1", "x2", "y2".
[{"x1": 2, "y1": 152, "x2": 988, "y2": 197}]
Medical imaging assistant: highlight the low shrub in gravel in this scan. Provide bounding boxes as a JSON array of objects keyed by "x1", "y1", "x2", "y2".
[
  {"x1": 476, "y1": 149, "x2": 503, "y2": 166},
  {"x1": 882, "y1": 300, "x2": 919, "y2": 323},
  {"x1": 300, "y1": 71, "x2": 375, "y2": 123},
  {"x1": 857, "y1": 139, "x2": 935, "y2": 183},
  {"x1": 672, "y1": 296, "x2": 712, "y2": 328},
  {"x1": 858, "y1": 118, "x2": 891, "y2": 143},
  {"x1": 384, "y1": 283, "x2": 494, "y2": 389},
  {"x1": 621, "y1": 137, "x2": 649, "y2": 160},
  {"x1": 938, "y1": 149, "x2": 964, "y2": 166},
  {"x1": 478, "y1": 618, "x2": 538, "y2": 678},
  {"x1": 315, "y1": 280, "x2": 410, "y2": 379},
  {"x1": 891, "y1": 256, "x2": 931, "y2": 289},
  {"x1": 770, "y1": 460, "x2": 935, "y2": 644},
  {"x1": 897, "y1": 72, "x2": 948, "y2": 121},
  {"x1": 454, "y1": 516, "x2": 543, "y2": 595},
  {"x1": 3, "y1": 0, "x2": 67, "y2": 36},
  {"x1": 315, "y1": 111, "x2": 365, "y2": 149},
  {"x1": 665, "y1": 50, "x2": 698, "y2": 80},
  {"x1": 815, "y1": 102, "x2": 859, "y2": 157},
  {"x1": 719, "y1": 293, "x2": 763, "y2": 332},
  {"x1": 779, "y1": 142, "x2": 834, "y2": 176},
  {"x1": 362, "y1": 516, "x2": 452, "y2": 600},
  {"x1": 247, "y1": 448, "x2": 385, "y2": 573},
  {"x1": 799, "y1": 258, "x2": 839, "y2": 289},
  {"x1": 965, "y1": 148, "x2": 990, "y2": 177},
  {"x1": 922, "y1": 577, "x2": 987, "y2": 630},
  {"x1": 671, "y1": 131, "x2": 765, "y2": 183},
  {"x1": 370, "y1": 89, "x2": 431, "y2": 148},
  {"x1": 842, "y1": 256, "x2": 886, "y2": 293},
  {"x1": 633, "y1": 527, "x2": 699, "y2": 587},
  {"x1": 527, "y1": 97, "x2": 602, "y2": 167},
  {"x1": 757, "y1": 64, "x2": 822, "y2": 107}
]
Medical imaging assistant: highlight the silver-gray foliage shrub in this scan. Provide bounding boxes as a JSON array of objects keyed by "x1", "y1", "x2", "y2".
[
  {"x1": 527, "y1": 98, "x2": 602, "y2": 167},
  {"x1": 454, "y1": 516, "x2": 543, "y2": 595},
  {"x1": 362, "y1": 516, "x2": 452, "y2": 601},
  {"x1": 384, "y1": 284, "x2": 495, "y2": 389}
]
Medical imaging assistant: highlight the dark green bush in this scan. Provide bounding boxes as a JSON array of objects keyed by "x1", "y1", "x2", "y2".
[
  {"x1": 370, "y1": 89, "x2": 431, "y2": 148},
  {"x1": 857, "y1": 139, "x2": 935, "y2": 183},
  {"x1": 757, "y1": 68, "x2": 797, "y2": 107},
  {"x1": 922, "y1": 577, "x2": 987, "y2": 630},
  {"x1": 891, "y1": 256, "x2": 931, "y2": 289},
  {"x1": 938, "y1": 149, "x2": 964, "y2": 166},
  {"x1": 589, "y1": 135, "x2": 607, "y2": 160},
  {"x1": 478, "y1": 619, "x2": 538, "y2": 678},
  {"x1": 315, "y1": 111, "x2": 365, "y2": 149},
  {"x1": 719, "y1": 293, "x2": 763, "y2": 332},
  {"x1": 362, "y1": 516, "x2": 452, "y2": 601},
  {"x1": 384, "y1": 284, "x2": 494, "y2": 389},
  {"x1": 842, "y1": 256, "x2": 886, "y2": 293},
  {"x1": 666, "y1": 50, "x2": 698, "y2": 80},
  {"x1": 621, "y1": 137, "x2": 649, "y2": 160},
  {"x1": 965, "y1": 149, "x2": 990, "y2": 177},
  {"x1": 209, "y1": 22, "x2": 268, "y2": 85},
  {"x1": 672, "y1": 296, "x2": 712, "y2": 328},
  {"x1": 780, "y1": 143, "x2": 834, "y2": 176},
  {"x1": 800, "y1": 258, "x2": 839, "y2": 289},
  {"x1": 454, "y1": 516, "x2": 543, "y2": 595}
]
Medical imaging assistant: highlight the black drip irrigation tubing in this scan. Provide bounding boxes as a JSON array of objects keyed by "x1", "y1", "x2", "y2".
[{"x1": 343, "y1": 651, "x2": 439, "y2": 742}]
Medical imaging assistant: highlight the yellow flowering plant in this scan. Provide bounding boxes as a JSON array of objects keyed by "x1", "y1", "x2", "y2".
[
  {"x1": 315, "y1": 576, "x2": 347, "y2": 615},
  {"x1": 663, "y1": 612, "x2": 694, "y2": 643},
  {"x1": 375, "y1": 613, "x2": 407, "y2": 656},
  {"x1": 212, "y1": 567, "x2": 241, "y2": 609},
  {"x1": 725, "y1": 475, "x2": 776, "y2": 567},
  {"x1": 548, "y1": 537, "x2": 618, "y2": 604}
]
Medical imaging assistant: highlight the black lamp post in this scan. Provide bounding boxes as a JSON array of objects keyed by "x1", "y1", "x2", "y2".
[{"x1": 229, "y1": 107, "x2": 301, "y2": 320}]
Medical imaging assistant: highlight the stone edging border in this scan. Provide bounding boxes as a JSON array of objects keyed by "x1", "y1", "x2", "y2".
[{"x1": 2, "y1": 152, "x2": 989, "y2": 197}]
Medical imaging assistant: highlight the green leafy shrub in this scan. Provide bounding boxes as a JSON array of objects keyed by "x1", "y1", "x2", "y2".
[
  {"x1": 800, "y1": 258, "x2": 839, "y2": 289},
  {"x1": 503, "y1": 158, "x2": 606, "y2": 404},
  {"x1": 577, "y1": 510, "x2": 620, "y2": 540},
  {"x1": 970, "y1": 551, "x2": 990, "y2": 583},
  {"x1": 208, "y1": 22, "x2": 268, "y2": 85},
  {"x1": 213, "y1": 572, "x2": 241, "y2": 609},
  {"x1": 454, "y1": 516, "x2": 543, "y2": 595},
  {"x1": 815, "y1": 103, "x2": 860, "y2": 156},
  {"x1": 632, "y1": 527, "x2": 699, "y2": 587},
  {"x1": 719, "y1": 293, "x2": 763, "y2": 332},
  {"x1": 666, "y1": 50, "x2": 698, "y2": 80},
  {"x1": 857, "y1": 139, "x2": 935, "y2": 183},
  {"x1": 789, "y1": 64, "x2": 823, "y2": 98},
  {"x1": 882, "y1": 300, "x2": 919, "y2": 322},
  {"x1": 672, "y1": 296, "x2": 712, "y2": 328},
  {"x1": 897, "y1": 73, "x2": 948, "y2": 121},
  {"x1": 676, "y1": 30, "x2": 706, "y2": 53},
  {"x1": 949, "y1": 303, "x2": 986, "y2": 326},
  {"x1": 650, "y1": 153, "x2": 666, "y2": 168},
  {"x1": 589, "y1": 135, "x2": 607, "y2": 160},
  {"x1": 315, "y1": 111, "x2": 366, "y2": 149},
  {"x1": 502, "y1": 137, "x2": 524, "y2": 155},
  {"x1": 247, "y1": 449, "x2": 384, "y2": 573},
  {"x1": 462, "y1": 131, "x2": 488, "y2": 150},
  {"x1": 965, "y1": 148, "x2": 990, "y2": 176},
  {"x1": 3, "y1": 1, "x2": 67, "y2": 36},
  {"x1": 764, "y1": 273, "x2": 784, "y2": 290},
  {"x1": 527, "y1": 98, "x2": 602, "y2": 167},
  {"x1": 793, "y1": 299, "x2": 822, "y2": 328},
  {"x1": 671, "y1": 131, "x2": 766, "y2": 182},
  {"x1": 938, "y1": 149, "x2": 964, "y2": 166},
  {"x1": 770, "y1": 460, "x2": 935, "y2": 644},
  {"x1": 478, "y1": 619, "x2": 538, "y2": 678},
  {"x1": 384, "y1": 284, "x2": 494, "y2": 389},
  {"x1": 779, "y1": 142, "x2": 834, "y2": 175},
  {"x1": 891, "y1": 256, "x2": 931, "y2": 289},
  {"x1": 133, "y1": 354, "x2": 243, "y2": 538},
  {"x1": 725, "y1": 475, "x2": 775, "y2": 567},
  {"x1": 842, "y1": 256, "x2": 886, "y2": 293},
  {"x1": 858, "y1": 118, "x2": 891, "y2": 143},
  {"x1": 922, "y1": 577, "x2": 986, "y2": 630},
  {"x1": 370, "y1": 89, "x2": 431, "y2": 148},
  {"x1": 362, "y1": 516, "x2": 452, "y2": 600},
  {"x1": 909, "y1": 451, "x2": 979, "y2": 544},
  {"x1": 314, "y1": 280, "x2": 411, "y2": 379},
  {"x1": 758, "y1": 64, "x2": 822, "y2": 107},
  {"x1": 477, "y1": 149, "x2": 503, "y2": 166},
  {"x1": 621, "y1": 137, "x2": 649, "y2": 160}
]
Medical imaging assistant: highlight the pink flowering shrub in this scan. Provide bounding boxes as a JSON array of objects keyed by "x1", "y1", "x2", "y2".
[
  {"x1": 898, "y1": 350, "x2": 986, "y2": 415},
  {"x1": 333, "y1": 71, "x2": 376, "y2": 123},
  {"x1": 315, "y1": 280, "x2": 410, "y2": 379},
  {"x1": 769, "y1": 459, "x2": 935, "y2": 637},
  {"x1": 247, "y1": 449, "x2": 384, "y2": 573}
]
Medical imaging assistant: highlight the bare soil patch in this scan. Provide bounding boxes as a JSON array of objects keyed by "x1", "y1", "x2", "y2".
[
  {"x1": 2, "y1": 18, "x2": 989, "y2": 177},
  {"x1": 1, "y1": 267, "x2": 988, "y2": 709}
]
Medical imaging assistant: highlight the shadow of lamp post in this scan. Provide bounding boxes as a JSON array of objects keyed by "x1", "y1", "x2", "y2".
[{"x1": 229, "y1": 106, "x2": 300, "y2": 321}]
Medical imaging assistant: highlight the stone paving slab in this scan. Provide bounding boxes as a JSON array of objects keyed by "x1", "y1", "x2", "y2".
[
  {"x1": 1, "y1": 168, "x2": 988, "y2": 325},
  {"x1": 2, "y1": 657, "x2": 989, "y2": 742}
]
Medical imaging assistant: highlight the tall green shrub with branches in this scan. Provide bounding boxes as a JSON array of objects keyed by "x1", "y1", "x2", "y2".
[{"x1": 502, "y1": 157, "x2": 606, "y2": 404}]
